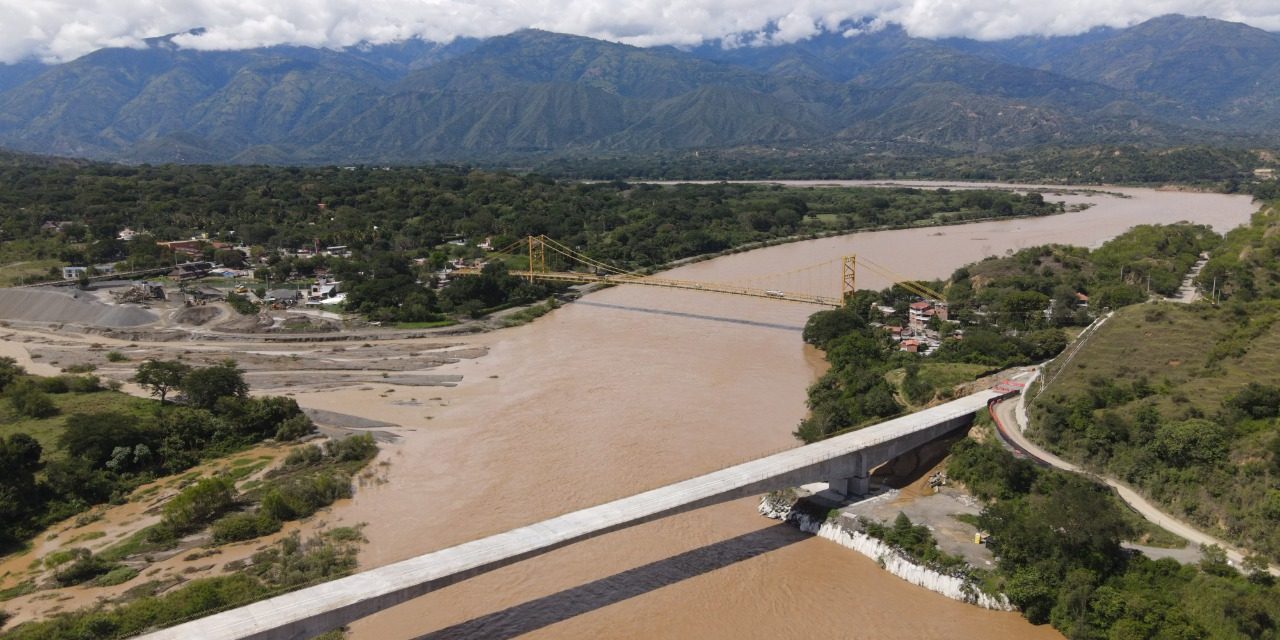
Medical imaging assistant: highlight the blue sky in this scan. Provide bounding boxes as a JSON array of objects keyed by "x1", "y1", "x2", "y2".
[{"x1": 1, "y1": 0, "x2": 1278, "y2": 63}]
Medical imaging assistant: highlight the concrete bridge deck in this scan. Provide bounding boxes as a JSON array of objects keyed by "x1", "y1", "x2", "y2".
[{"x1": 138, "y1": 387, "x2": 1009, "y2": 640}]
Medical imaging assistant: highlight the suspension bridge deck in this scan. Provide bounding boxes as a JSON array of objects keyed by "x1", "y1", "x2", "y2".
[{"x1": 460, "y1": 268, "x2": 843, "y2": 306}]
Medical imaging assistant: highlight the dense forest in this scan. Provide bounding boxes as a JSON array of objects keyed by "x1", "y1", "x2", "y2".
[
  {"x1": 947, "y1": 437, "x2": 1279, "y2": 640},
  {"x1": 538, "y1": 146, "x2": 1279, "y2": 194}
]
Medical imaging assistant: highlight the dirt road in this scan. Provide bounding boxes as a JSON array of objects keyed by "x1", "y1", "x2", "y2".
[{"x1": 996, "y1": 370, "x2": 1276, "y2": 575}]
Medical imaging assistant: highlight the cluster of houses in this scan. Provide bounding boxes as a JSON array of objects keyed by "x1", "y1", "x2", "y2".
[
  {"x1": 872, "y1": 300, "x2": 951, "y2": 355},
  {"x1": 179, "y1": 275, "x2": 344, "y2": 309}
]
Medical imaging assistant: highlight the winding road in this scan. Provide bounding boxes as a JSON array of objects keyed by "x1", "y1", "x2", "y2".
[{"x1": 994, "y1": 369, "x2": 1278, "y2": 575}]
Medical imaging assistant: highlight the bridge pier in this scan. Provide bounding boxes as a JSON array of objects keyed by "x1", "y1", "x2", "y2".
[
  {"x1": 827, "y1": 452, "x2": 871, "y2": 497},
  {"x1": 826, "y1": 473, "x2": 870, "y2": 497}
]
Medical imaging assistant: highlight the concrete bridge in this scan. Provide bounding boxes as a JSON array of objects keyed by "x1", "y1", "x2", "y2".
[{"x1": 138, "y1": 387, "x2": 1013, "y2": 640}]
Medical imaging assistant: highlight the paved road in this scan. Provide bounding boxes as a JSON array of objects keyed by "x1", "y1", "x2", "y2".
[{"x1": 996, "y1": 369, "x2": 1277, "y2": 575}]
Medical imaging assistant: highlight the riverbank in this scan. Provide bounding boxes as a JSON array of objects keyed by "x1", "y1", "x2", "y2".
[{"x1": 759, "y1": 491, "x2": 1013, "y2": 611}]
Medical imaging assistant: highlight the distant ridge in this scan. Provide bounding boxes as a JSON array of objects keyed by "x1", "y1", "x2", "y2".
[{"x1": 0, "y1": 15, "x2": 1276, "y2": 164}]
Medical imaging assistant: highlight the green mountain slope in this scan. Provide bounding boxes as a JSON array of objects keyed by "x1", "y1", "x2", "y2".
[{"x1": 0, "y1": 16, "x2": 1276, "y2": 163}]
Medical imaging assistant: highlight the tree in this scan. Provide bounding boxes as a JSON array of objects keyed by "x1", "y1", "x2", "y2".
[
  {"x1": 802, "y1": 306, "x2": 867, "y2": 349},
  {"x1": 8, "y1": 379, "x2": 56, "y2": 418},
  {"x1": 1153, "y1": 419, "x2": 1228, "y2": 468},
  {"x1": 60, "y1": 412, "x2": 156, "y2": 467},
  {"x1": 213, "y1": 248, "x2": 245, "y2": 268},
  {"x1": 133, "y1": 359, "x2": 191, "y2": 403},
  {"x1": 180, "y1": 360, "x2": 248, "y2": 410},
  {"x1": 0, "y1": 356, "x2": 24, "y2": 392}
]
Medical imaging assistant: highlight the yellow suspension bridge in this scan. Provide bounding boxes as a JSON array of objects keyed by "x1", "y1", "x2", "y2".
[{"x1": 455, "y1": 235, "x2": 945, "y2": 307}]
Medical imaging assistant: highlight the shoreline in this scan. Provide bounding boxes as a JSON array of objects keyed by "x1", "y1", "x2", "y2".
[{"x1": 758, "y1": 493, "x2": 1014, "y2": 612}]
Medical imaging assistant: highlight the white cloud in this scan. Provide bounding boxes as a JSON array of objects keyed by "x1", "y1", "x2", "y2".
[{"x1": 0, "y1": 0, "x2": 1277, "y2": 63}]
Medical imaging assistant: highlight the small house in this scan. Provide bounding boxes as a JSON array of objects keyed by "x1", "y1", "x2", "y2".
[{"x1": 266, "y1": 289, "x2": 301, "y2": 305}]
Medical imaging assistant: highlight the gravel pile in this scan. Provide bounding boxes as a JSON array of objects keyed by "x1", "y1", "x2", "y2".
[{"x1": 0, "y1": 288, "x2": 157, "y2": 327}]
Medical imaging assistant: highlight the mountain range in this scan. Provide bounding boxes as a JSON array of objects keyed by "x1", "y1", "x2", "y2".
[{"x1": 0, "y1": 15, "x2": 1277, "y2": 164}]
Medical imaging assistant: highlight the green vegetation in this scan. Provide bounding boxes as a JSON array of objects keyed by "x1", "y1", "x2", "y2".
[
  {"x1": 860, "y1": 512, "x2": 969, "y2": 574},
  {"x1": 209, "y1": 437, "x2": 375, "y2": 545},
  {"x1": 797, "y1": 223, "x2": 1221, "y2": 443},
  {"x1": 948, "y1": 438, "x2": 1279, "y2": 639},
  {"x1": 1018, "y1": 203, "x2": 1280, "y2": 563},
  {"x1": 224, "y1": 292, "x2": 258, "y2": 315},
  {"x1": 542, "y1": 146, "x2": 1277, "y2": 194},
  {"x1": 1198, "y1": 204, "x2": 1280, "y2": 302},
  {"x1": 391, "y1": 320, "x2": 457, "y2": 329},
  {"x1": 0, "y1": 359, "x2": 314, "y2": 552},
  {"x1": 132, "y1": 359, "x2": 190, "y2": 403},
  {"x1": 946, "y1": 223, "x2": 1216, "y2": 327},
  {"x1": 1, "y1": 529, "x2": 363, "y2": 640},
  {"x1": 887, "y1": 362, "x2": 991, "y2": 407},
  {"x1": 1032, "y1": 302, "x2": 1280, "y2": 560},
  {"x1": 0, "y1": 163, "x2": 1060, "y2": 320},
  {"x1": 150, "y1": 477, "x2": 236, "y2": 541},
  {"x1": 500, "y1": 298, "x2": 561, "y2": 328}
]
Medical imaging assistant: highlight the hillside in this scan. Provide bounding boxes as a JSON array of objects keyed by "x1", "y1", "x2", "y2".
[
  {"x1": 0, "y1": 16, "x2": 1277, "y2": 164},
  {"x1": 1029, "y1": 203, "x2": 1280, "y2": 561}
]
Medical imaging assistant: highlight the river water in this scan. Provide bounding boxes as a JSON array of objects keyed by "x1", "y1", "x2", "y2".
[{"x1": 247, "y1": 185, "x2": 1257, "y2": 638}]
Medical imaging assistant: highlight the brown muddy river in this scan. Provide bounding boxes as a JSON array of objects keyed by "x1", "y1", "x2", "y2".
[{"x1": 282, "y1": 184, "x2": 1253, "y2": 639}]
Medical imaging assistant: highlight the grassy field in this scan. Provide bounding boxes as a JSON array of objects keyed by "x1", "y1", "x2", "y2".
[
  {"x1": 1038, "y1": 302, "x2": 1280, "y2": 417},
  {"x1": 0, "y1": 260, "x2": 61, "y2": 287},
  {"x1": 0, "y1": 390, "x2": 155, "y2": 457},
  {"x1": 1030, "y1": 299, "x2": 1280, "y2": 559},
  {"x1": 886, "y1": 362, "x2": 991, "y2": 407}
]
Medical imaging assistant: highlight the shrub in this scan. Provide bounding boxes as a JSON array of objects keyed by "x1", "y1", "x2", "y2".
[
  {"x1": 35, "y1": 376, "x2": 69, "y2": 393},
  {"x1": 283, "y1": 444, "x2": 324, "y2": 468},
  {"x1": 275, "y1": 414, "x2": 315, "y2": 441},
  {"x1": 53, "y1": 549, "x2": 117, "y2": 586},
  {"x1": 62, "y1": 363, "x2": 97, "y2": 374},
  {"x1": 8, "y1": 380, "x2": 57, "y2": 418},
  {"x1": 0, "y1": 357, "x2": 23, "y2": 392},
  {"x1": 226, "y1": 292, "x2": 259, "y2": 315},
  {"x1": 324, "y1": 435, "x2": 378, "y2": 462},
  {"x1": 42, "y1": 549, "x2": 77, "y2": 568},
  {"x1": 92, "y1": 566, "x2": 139, "y2": 587},
  {"x1": 105, "y1": 351, "x2": 128, "y2": 362},
  {"x1": 260, "y1": 473, "x2": 351, "y2": 522},
  {"x1": 211, "y1": 512, "x2": 282, "y2": 544},
  {"x1": 161, "y1": 477, "x2": 235, "y2": 534},
  {"x1": 64, "y1": 374, "x2": 102, "y2": 393}
]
